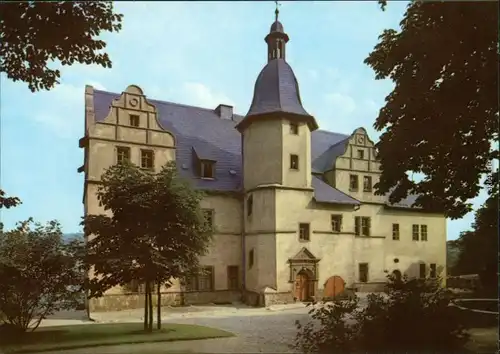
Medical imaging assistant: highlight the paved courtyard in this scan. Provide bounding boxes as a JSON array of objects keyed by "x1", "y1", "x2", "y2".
[
  {"x1": 39, "y1": 295, "x2": 373, "y2": 353},
  {"x1": 40, "y1": 305, "x2": 311, "y2": 353}
]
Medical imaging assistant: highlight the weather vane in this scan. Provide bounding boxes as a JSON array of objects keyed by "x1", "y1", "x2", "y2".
[{"x1": 274, "y1": 0, "x2": 281, "y2": 21}]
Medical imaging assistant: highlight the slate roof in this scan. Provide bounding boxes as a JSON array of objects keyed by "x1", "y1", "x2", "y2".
[
  {"x1": 270, "y1": 20, "x2": 284, "y2": 33},
  {"x1": 312, "y1": 176, "x2": 359, "y2": 205},
  {"x1": 246, "y1": 59, "x2": 309, "y2": 118},
  {"x1": 91, "y1": 89, "x2": 416, "y2": 208}
]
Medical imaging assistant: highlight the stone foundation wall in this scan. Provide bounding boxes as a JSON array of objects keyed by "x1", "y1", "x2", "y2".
[
  {"x1": 263, "y1": 292, "x2": 295, "y2": 306},
  {"x1": 242, "y1": 290, "x2": 261, "y2": 307},
  {"x1": 352, "y1": 282, "x2": 386, "y2": 292},
  {"x1": 89, "y1": 290, "x2": 241, "y2": 312}
]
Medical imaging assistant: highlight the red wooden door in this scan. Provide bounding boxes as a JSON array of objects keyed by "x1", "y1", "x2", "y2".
[
  {"x1": 295, "y1": 273, "x2": 310, "y2": 301},
  {"x1": 323, "y1": 275, "x2": 345, "y2": 299}
]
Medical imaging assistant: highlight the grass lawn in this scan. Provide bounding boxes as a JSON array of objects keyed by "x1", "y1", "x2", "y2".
[{"x1": 1, "y1": 323, "x2": 234, "y2": 353}]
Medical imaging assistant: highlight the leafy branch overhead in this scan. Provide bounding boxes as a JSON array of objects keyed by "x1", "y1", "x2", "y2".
[
  {"x1": 0, "y1": 190, "x2": 21, "y2": 209},
  {"x1": 0, "y1": 2, "x2": 122, "y2": 92},
  {"x1": 366, "y1": 1, "x2": 498, "y2": 219}
]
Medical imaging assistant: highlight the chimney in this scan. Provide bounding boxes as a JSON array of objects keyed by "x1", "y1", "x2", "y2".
[{"x1": 215, "y1": 104, "x2": 233, "y2": 120}]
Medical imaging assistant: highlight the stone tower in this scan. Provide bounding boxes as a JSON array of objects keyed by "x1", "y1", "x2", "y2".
[{"x1": 235, "y1": 9, "x2": 319, "y2": 299}]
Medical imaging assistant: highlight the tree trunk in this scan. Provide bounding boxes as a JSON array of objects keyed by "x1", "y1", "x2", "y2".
[
  {"x1": 144, "y1": 283, "x2": 149, "y2": 331},
  {"x1": 157, "y1": 279, "x2": 161, "y2": 330},
  {"x1": 148, "y1": 283, "x2": 153, "y2": 332}
]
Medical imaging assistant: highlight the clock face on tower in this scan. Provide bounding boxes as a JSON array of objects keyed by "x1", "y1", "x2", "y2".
[{"x1": 357, "y1": 136, "x2": 364, "y2": 144}]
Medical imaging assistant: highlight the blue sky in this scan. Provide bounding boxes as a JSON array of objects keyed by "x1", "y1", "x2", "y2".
[{"x1": 0, "y1": 1, "x2": 489, "y2": 238}]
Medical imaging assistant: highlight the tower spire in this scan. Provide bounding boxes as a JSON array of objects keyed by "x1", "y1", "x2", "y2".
[{"x1": 266, "y1": 1, "x2": 288, "y2": 62}]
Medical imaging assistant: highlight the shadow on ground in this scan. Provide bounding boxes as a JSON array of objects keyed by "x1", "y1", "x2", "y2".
[{"x1": 46, "y1": 311, "x2": 91, "y2": 321}]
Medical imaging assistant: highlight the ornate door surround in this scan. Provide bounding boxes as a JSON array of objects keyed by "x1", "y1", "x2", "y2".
[{"x1": 288, "y1": 247, "x2": 320, "y2": 301}]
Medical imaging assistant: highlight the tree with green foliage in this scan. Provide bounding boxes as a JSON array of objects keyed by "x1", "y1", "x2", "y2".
[
  {"x1": 295, "y1": 274, "x2": 469, "y2": 353},
  {"x1": 0, "y1": 1, "x2": 122, "y2": 209},
  {"x1": 446, "y1": 239, "x2": 461, "y2": 275},
  {"x1": 366, "y1": 1, "x2": 498, "y2": 219},
  {"x1": 0, "y1": 1, "x2": 122, "y2": 92},
  {"x1": 0, "y1": 219, "x2": 85, "y2": 334},
  {"x1": 83, "y1": 161, "x2": 213, "y2": 332},
  {"x1": 452, "y1": 194, "x2": 498, "y2": 295}
]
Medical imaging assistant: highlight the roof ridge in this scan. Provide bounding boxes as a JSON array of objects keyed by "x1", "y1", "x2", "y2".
[
  {"x1": 315, "y1": 129, "x2": 350, "y2": 136},
  {"x1": 275, "y1": 59, "x2": 283, "y2": 110},
  {"x1": 93, "y1": 89, "x2": 244, "y2": 117}
]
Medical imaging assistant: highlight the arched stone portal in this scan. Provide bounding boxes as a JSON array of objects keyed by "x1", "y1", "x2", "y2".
[
  {"x1": 323, "y1": 275, "x2": 345, "y2": 299},
  {"x1": 288, "y1": 247, "x2": 320, "y2": 302}
]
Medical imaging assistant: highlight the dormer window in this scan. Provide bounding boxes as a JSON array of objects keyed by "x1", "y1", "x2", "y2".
[
  {"x1": 201, "y1": 160, "x2": 215, "y2": 179},
  {"x1": 129, "y1": 114, "x2": 140, "y2": 127},
  {"x1": 290, "y1": 122, "x2": 299, "y2": 135}
]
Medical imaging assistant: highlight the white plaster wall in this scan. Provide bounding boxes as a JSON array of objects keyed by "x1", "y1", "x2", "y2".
[
  {"x1": 245, "y1": 189, "x2": 276, "y2": 233},
  {"x1": 245, "y1": 234, "x2": 277, "y2": 292},
  {"x1": 282, "y1": 121, "x2": 312, "y2": 188},
  {"x1": 273, "y1": 189, "x2": 447, "y2": 290},
  {"x1": 243, "y1": 120, "x2": 283, "y2": 190}
]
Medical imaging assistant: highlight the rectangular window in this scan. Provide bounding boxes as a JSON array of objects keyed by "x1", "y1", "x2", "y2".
[
  {"x1": 331, "y1": 215, "x2": 342, "y2": 233},
  {"x1": 129, "y1": 114, "x2": 140, "y2": 127},
  {"x1": 299, "y1": 223, "x2": 310, "y2": 241},
  {"x1": 430, "y1": 263, "x2": 437, "y2": 278},
  {"x1": 227, "y1": 266, "x2": 239, "y2": 290},
  {"x1": 201, "y1": 161, "x2": 215, "y2": 179},
  {"x1": 290, "y1": 154, "x2": 299, "y2": 170},
  {"x1": 359, "y1": 263, "x2": 369, "y2": 283},
  {"x1": 290, "y1": 122, "x2": 299, "y2": 135},
  {"x1": 420, "y1": 225, "x2": 428, "y2": 241},
  {"x1": 248, "y1": 249, "x2": 254, "y2": 269},
  {"x1": 141, "y1": 149, "x2": 154, "y2": 169},
  {"x1": 363, "y1": 176, "x2": 372, "y2": 192},
  {"x1": 355, "y1": 217, "x2": 371, "y2": 237},
  {"x1": 392, "y1": 224, "x2": 400, "y2": 240},
  {"x1": 116, "y1": 146, "x2": 130, "y2": 164},
  {"x1": 202, "y1": 209, "x2": 214, "y2": 229},
  {"x1": 357, "y1": 149, "x2": 364, "y2": 159},
  {"x1": 247, "y1": 195, "x2": 253, "y2": 217},
  {"x1": 186, "y1": 266, "x2": 214, "y2": 291},
  {"x1": 349, "y1": 175, "x2": 359, "y2": 191},
  {"x1": 412, "y1": 224, "x2": 419, "y2": 241},
  {"x1": 419, "y1": 263, "x2": 426, "y2": 279}
]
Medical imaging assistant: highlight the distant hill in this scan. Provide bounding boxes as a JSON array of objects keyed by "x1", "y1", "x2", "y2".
[{"x1": 63, "y1": 233, "x2": 84, "y2": 240}]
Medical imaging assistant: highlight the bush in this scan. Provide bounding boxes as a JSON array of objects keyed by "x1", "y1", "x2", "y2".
[
  {"x1": 0, "y1": 219, "x2": 85, "y2": 332},
  {"x1": 295, "y1": 274, "x2": 470, "y2": 353}
]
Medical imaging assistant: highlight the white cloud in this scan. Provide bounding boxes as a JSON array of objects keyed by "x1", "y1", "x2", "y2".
[
  {"x1": 324, "y1": 92, "x2": 356, "y2": 116},
  {"x1": 363, "y1": 99, "x2": 379, "y2": 114},
  {"x1": 87, "y1": 81, "x2": 107, "y2": 91},
  {"x1": 181, "y1": 82, "x2": 235, "y2": 110},
  {"x1": 326, "y1": 67, "x2": 340, "y2": 80},
  {"x1": 31, "y1": 82, "x2": 103, "y2": 139}
]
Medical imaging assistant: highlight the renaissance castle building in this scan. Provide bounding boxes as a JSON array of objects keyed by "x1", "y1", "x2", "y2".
[{"x1": 80, "y1": 10, "x2": 446, "y2": 311}]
